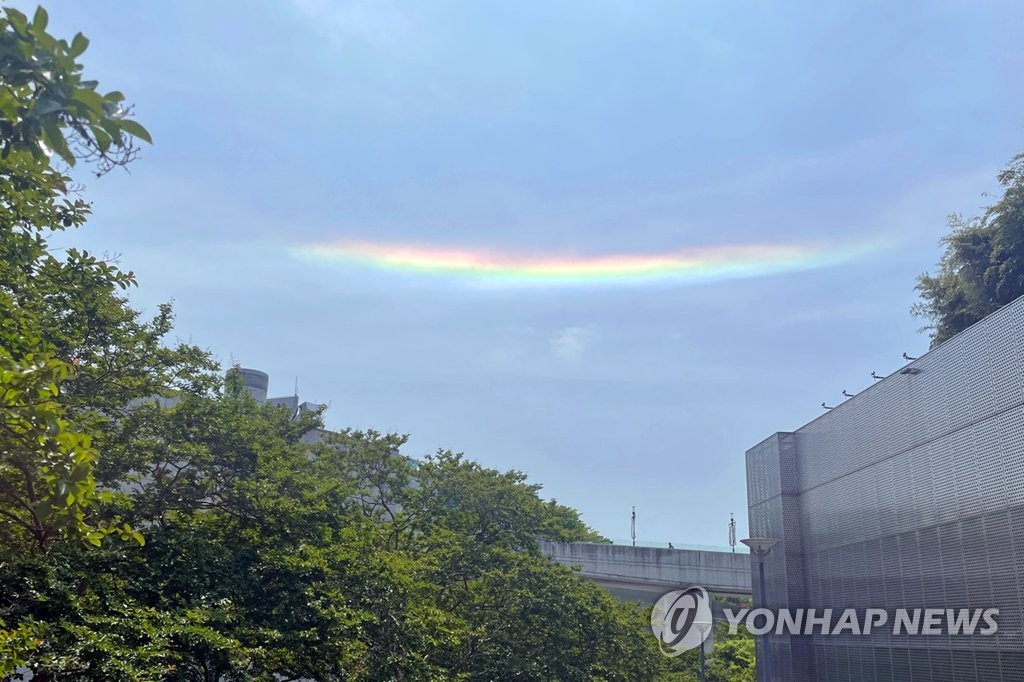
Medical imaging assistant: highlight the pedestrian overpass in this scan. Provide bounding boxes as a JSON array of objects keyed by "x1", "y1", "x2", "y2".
[{"x1": 540, "y1": 541, "x2": 752, "y2": 603}]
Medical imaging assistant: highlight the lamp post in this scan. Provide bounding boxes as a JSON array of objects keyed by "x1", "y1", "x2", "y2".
[
  {"x1": 696, "y1": 618, "x2": 712, "y2": 682},
  {"x1": 741, "y1": 537, "x2": 779, "y2": 682}
]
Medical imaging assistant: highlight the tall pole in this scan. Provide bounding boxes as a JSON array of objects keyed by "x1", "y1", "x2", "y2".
[
  {"x1": 741, "y1": 538, "x2": 778, "y2": 682},
  {"x1": 758, "y1": 559, "x2": 769, "y2": 682},
  {"x1": 695, "y1": 622, "x2": 711, "y2": 682},
  {"x1": 630, "y1": 506, "x2": 636, "y2": 547},
  {"x1": 758, "y1": 559, "x2": 767, "y2": 614}
]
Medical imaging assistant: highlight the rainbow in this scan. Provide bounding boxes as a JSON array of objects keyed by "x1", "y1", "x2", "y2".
[{"x1": 290, "y1": 239, "x2": 882, "y2": 287}]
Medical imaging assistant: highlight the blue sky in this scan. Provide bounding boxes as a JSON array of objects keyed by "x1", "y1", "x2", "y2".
[{"x1": 45, "y1": 0, "x2": 1024, "y2": 546}]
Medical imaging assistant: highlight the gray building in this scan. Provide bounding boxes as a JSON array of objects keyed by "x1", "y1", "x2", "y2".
[
  {"x1": 746, "y1": 296, "x2": 1024, "y2": 681},
  {"x1": 230, "y1": 367, "x2": 328, "y2": 443}
]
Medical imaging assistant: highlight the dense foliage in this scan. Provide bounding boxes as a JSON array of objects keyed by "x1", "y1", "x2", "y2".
[
  {"x1": 915, "y1": 152, "x2": 1024, "y2": 346},
  {"x1": 0, "y1": 5, "x2": 757, "y2": 680},
  {"x1": 2, "y1": 385, "x2": 662, "y2": 679}
]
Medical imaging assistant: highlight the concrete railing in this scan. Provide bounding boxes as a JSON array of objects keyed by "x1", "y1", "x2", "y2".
[{"x1": 541, "y1": 540, "x2": 752, "y2": 602}]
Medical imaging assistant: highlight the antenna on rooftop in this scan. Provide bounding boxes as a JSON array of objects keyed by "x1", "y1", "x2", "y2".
[
  {"x1": 294, "y1": 376, "x2": 299, "y2": 398},
  {"x1": 630, "y1": 506, "x2": 636, "y2": 547},
  {"x1": 728, "y1": 513, "x2": 737, "y2": 553}
]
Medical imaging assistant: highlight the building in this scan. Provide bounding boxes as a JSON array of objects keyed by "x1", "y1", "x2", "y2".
[
  {"x1": 231, "y1": 366, "x2": 321, "y2": 415},
  {"x1": 129, "y1": 367, "x2": 321, "y2": 423},
  {"x1": 230, "y1": 367, "x2": 328, "y2": 443},
  {"x1": 745, "y1": 296, "x2": 1024, "y2": 681}
]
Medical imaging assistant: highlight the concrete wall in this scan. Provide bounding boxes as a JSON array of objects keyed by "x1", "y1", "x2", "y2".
[{"x1": 540, "y1": 541, "x2": 751, "y2": 603}]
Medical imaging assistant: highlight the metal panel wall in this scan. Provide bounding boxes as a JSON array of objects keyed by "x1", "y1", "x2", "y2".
[{"x1": 746, "y1": 296, "x2": 1024, "y2": 681}]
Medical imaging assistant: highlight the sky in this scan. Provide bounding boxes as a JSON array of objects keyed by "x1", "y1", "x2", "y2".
[{"x1": 42, "y1": 0, "x2": 1024, "y2": 547}]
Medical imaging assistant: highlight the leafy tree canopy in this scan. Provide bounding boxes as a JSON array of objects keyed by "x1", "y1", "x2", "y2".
[
  {"x1": 0, "y1": 3, "x2": 163, "y2": 555},
  {"x1": 915, "y1": 152, "x2": 1024, "y2": 346}
]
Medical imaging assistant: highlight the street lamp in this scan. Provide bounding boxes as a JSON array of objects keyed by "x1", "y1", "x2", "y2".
[
  {"x1": 742, "y1": 537, "x2": 778, "y2": 681},
  {"x1": 695, "y1": 614, "x2": 713, "y2": 682}
]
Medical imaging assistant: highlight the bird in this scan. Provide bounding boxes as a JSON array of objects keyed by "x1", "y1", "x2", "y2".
[
  {"x1": 903, "y1": 352, "x2": 917, "y2": 361},
  {"x1": 871, "y1": 371, "x2": 884, "y2": 380},
  {"x1": 842, "y1": 390, "x2": 855, "y2": 398},
  {"x1": 822, "y1": 402, "x2": 834, "y2": 410}
]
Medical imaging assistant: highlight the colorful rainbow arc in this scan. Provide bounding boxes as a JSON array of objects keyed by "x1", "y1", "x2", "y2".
[{"x1": 291, "y1": 239, "x2": 882, "y2": 286}]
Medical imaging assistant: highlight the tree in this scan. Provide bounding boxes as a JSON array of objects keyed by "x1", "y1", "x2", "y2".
[
  {"x1": 4, "y1": 380, "x2": 666, "y2": 680},
  {"x1": 0, "y1": 3, "x2": 216, "y2": 673},
  {"x1": 705, "y1": 625, "x2": 756, "y2": 682},
  {"x1": 915, "y1": 152, "x2": 1024, "y2": 346},
  {"x1": 0, "y1": 5, "x2": 150, "y2": 174},
  {"x1": 0, "y1": 351, "x2": 103, "y2": 552},
  {"x1": 0, "y1": 3, "x2": 167, "y2": 557}
]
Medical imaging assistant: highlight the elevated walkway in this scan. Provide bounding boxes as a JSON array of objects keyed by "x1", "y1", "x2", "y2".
[{"x1": 540, "y1": 541, "x2": 752, "y2": 603}]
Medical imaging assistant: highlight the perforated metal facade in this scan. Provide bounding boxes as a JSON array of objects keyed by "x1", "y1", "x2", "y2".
[{"x1": 746, "y1": 296, "x2": 1024, "y2": 681}]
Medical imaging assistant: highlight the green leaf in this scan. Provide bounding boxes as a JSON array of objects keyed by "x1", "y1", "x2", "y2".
[
  {"x1": 117, "y1": 118, "x2": 152, "y2": 144},
  {"x1": 42, "y1": 121, "x2": 74, "y2": 165},
  {"x1": 71, "y1": 88, "x2": 105, "y2": 112},
  {"x1": 6, "y1": 8, "x2": 29, "y2": 38},
  {"x1": 91, "y1": 124, "x2": 112, "y2": 152},
  {"x1": 99, "y1": 118, "x2": 122, "y2": 144},
  {"x1": 69, "y1": 32, "x2": 89, "y2": 58},
  {"x1": 34, "y1": 98, "x2": 64, "y2": 116},
  {"x1": 32, "y1": 5, "x2": 48, "y2": 32}
]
